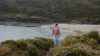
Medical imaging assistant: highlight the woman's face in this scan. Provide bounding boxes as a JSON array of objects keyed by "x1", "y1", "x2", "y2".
[{"x1": 54, "y1": 24, "x2": 56, "y2": 27}]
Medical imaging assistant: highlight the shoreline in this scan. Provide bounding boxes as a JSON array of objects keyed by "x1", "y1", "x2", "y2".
[
  {"x1": 62, "y1": 27, "x2": 84, "y2": 36},
  {"x1": 0, "y1": 21, "x2": 100, "y2": 36},
  {"x1": 0, "y1": 21, "x2": 100, "y2": 27},
  {"x1": 73, "y1": 30, "x2": 84, "y2": 36},
  {"x1": 0, "y1": 21, "x2": 54, "y2": 27},
  {"x1": 61, "y1": 28, "x2": 84, "y2": 36}
]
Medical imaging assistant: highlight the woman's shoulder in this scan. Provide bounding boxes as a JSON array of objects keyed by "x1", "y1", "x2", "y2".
[
  {"x1": 53, "y1": 27, "x2": 59, "y2": 29},
  {"x1": 57, "y1": 27, "x2": 59, "y2": 29}
]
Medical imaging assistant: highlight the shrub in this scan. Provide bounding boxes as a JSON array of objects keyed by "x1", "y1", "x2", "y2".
[
  {"x1": 60, "y1": 41, "x2": 66, "y2": 47},
  {"x1": 67, "y1": 46, "x2": 90, "y2": 56},
  {"x1": 0, "y1": 37, "x2": 54, "y2": 56},
  {"x1": 80, "y1": 36, "x2": 88, "y2": 42},
  {"x1": 64, "y1": 38, "x2": 72, "y2": 45},
  {"x1": 15, "y1": 39, "x2": 38, "y2": 56},
  {"x1": 33, "y1": 38, "x2": 46, "y2": 50},
  {"x1": 76, "y1": 36, "x2": 82, "y2": 39},
  {"x1": 1, "y1": 39, "x2": 38, "y2": 56},
  {"x1": 47, "y1": 46, "x2": 91, "y2": 56},
  {"x1": 27, "y1": 44, "x2": 38, "y2": 56},
  {"x1": 33, "y1": 37, "x2": 54, "y2": 51},
  {"x1": 1, "y1": 40, "x2": 15, "y2": 45},
  {"x1": 1, "y1": 40, "x2": 17, "y2": 50},
  {"x1": 1, "y1": 40, "x2": 28, "y2": 51},
  {"x1": 87, "y1": 30, "x2": 99, "y2": 39},
  {"x1": 16, "y1": 40, "x2": 27, "y2": 51},
  {"x1": 59, "y1": 36, "x2": 78, "y2": 47},
  {"x1": 96, "y1": 36, "x2": 100, "y2": 43},
  {"x1": 90, "y1": 38, "x2": 97, "y2": 45},
  {"x1": 39, "y1": 37, "x2": 54, "y2": 48},
  {"x1": 64, "y1": 36, "x2": 74, "y2": 45},
  {"x1": 15, "y1": 49, "x2": 23, "y2": 54}
]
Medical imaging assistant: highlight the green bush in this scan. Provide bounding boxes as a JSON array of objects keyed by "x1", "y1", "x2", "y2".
[
  {"x1": 67, "y1": 46, "x2": 90, "y2": 56},
  {"x1": 80, "y1": 36, "x2": 88, "y2": 42},
  {"x1": 76, "y1": 36, "x2": 82, "y2": 39},
  {"x1": 59, "y1": 36, "x2": 78, "y2": 47},
  {"x1": 0, "y1": 37, "x2": 54, "y2": 56},
  {"x1": 64, "y1": 37, "x2": 74, "y2": 45},
  {"x1": 64, "y1": 39, "x2": 71, "y2": 45},
  {"x1": 47, "y1": 46, "x2": 91, "y2": 56},
  {"x1": 87, "y1": 30, "x2": 99, "y2": 39},
  {"x1": 27, "y1": 44, "x2": 38, "y2": 56},
  {"x1": 90, "y1": 38, "x2": 97, "y2": 45},
  {"x1": 78, "y1": 31, "x2": 99, "y2": 45},
  {"x1": 16, "y1": 40, "x2": 27, "y2": 51},
  {"x1": 33, "y1": 37, "x2": 54, "y2": 51},
  {"x1": 15, "y1": 49, "x2": 23, "y2": 54},
  {"x1": 97, "y1": 36, "x2": 100, "y2": 43},
  {"x1": 1, "y1": 40, "x2": 17, "y2": 49},
  {"x1": 1, "y1": 40, "x2": 15, "y2": 45},
  {"x1": 60, "y1": 41, "x2": 66, "y2": 47},
  {"x1": 1, "y1": 39, "x2": 38, "y2": 56},
  {"x1": 1, "y1": 40, "x2": 28, "y2": 51}
]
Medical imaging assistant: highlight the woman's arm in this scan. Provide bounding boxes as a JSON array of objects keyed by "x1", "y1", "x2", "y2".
[{"x1": 52, "y1": 27, "x2": 54, "y2": 37}]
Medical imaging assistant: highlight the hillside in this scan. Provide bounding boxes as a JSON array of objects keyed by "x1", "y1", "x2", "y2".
[{"x1": 0, "y1": 0, "x2": 100, "y2": 19}]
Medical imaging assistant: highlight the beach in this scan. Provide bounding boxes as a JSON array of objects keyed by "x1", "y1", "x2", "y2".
[
  {"x1": 0, "y1": 21, "x2": 100, "y2": 36},
  {"x1": 49, "y1": 24, "x2": 100, "y2": 36}
]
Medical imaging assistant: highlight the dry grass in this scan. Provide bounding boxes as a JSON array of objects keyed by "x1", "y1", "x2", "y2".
[
  {"x1": 8, "y1": 52, "x2": 28, "y2": 56},
  {"x1": 0, "y1": 46, "x2": 12, "y2": 55},
  {"x1": 37, "y1": 50, "x2": 47, "y2": 55}
]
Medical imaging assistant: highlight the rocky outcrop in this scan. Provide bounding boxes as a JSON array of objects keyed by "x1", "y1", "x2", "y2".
[{"x1": 0, "y1": 16, "x2": 100, "y2": 25}]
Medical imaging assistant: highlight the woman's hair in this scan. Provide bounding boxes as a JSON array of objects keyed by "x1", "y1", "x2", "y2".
[{"x1": 55, "y1": 23, "x2": 58, "y2": 26}]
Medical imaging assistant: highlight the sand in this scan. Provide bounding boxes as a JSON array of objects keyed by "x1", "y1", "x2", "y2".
[{"x1": 49, "y1": 24, "x2": 100, "y2": 36}]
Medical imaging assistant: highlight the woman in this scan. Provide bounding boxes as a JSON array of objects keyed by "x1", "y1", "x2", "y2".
[{"x1": 52, "y1": 23, "x2": 60, "y2": 46}]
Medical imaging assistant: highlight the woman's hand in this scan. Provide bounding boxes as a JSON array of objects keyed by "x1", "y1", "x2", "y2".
[
  {"x1": 52, "y1": 28, "x2": 54, "y2": 37},
  {"x1": 59, "y1": 35, "x2": 60, "y2": 38}
]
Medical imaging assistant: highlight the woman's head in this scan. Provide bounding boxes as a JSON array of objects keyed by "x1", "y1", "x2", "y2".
[{"x1": 54, "y1": 23, "x2": 58, "y2": 27}]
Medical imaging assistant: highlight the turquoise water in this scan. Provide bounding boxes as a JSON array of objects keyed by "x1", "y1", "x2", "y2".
[{"x1": 0, "y1": 25, "x2": 76, "y2": 42}]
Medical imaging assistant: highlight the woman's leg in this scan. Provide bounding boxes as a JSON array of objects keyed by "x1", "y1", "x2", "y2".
[
  {"x1": 53, "y1": 35, "x2": 56, "y2": 46},
  {"x1": 54, "y1": 35, "x2": 59, "y2": 46},
  {"x1": 56, "y1": 35, "x2": 59, "y2": 43}
]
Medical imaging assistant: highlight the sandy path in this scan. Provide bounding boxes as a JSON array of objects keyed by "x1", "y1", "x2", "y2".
[{"x1": 49, "y1": 24, "x2": 100, "y2": 36}]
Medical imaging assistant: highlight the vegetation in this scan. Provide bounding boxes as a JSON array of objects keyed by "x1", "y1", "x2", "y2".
[
  {"x1": 0, "y1": 30, "x2": 100, "y2": 56},
  {"x1": 0, "y1": 37, "x2": 54, "y2": 56},
  {"x1": 87, "y1": 30, "x2": 99, "y2": 39},
  {"x1": 47, "y1": 30, "x2": 100, "y2": 56},
  {"x1": 0, "y1": 0, "x2": 100, "y2": 19},
  {"x1": 47, "y1": 46, "x2": 91, "y2": 56},
  {"x1": 33, "y1": 37, "x2": 54, "y2": 51}
]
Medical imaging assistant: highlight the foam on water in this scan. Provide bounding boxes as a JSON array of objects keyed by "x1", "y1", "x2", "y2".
[{"x1": 0, "y1": 25, "x2": 77, "y2": 42}]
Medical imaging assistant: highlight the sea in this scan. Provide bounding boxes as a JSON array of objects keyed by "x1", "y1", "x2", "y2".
[{"x1": 0, "y1": 25, "x2": 77, "y2": 42}]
